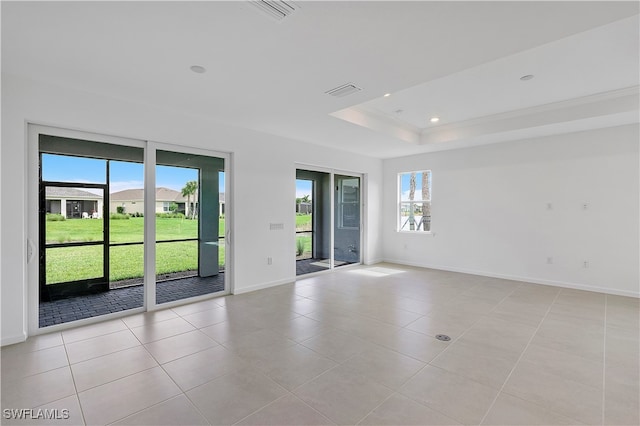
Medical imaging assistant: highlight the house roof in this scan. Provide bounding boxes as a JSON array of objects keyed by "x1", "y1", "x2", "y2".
[
  {"x1": 111, "y1": 187, "x2": 185, "y2": 202},
  {"x1": 46, "y1": 187, "x2": 102, "y2": 199},
  {"x1": 111, "y1": 187, "x2": 225, "y2": 203}
]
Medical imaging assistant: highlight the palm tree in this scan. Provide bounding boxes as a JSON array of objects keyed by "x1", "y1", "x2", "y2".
[
  {"x1": 421, "y1": 172, "x2": 430, "y2": 231},
  {"x1": 181, "y1": 180, "x2": 198, "y2": 219},
  {"x1": 409, "y1": 172, "x2": 416, "y2": 230}
]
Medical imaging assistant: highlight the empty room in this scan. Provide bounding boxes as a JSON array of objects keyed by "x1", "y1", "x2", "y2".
[{"x1": 1, "y1": 1, "x2": 638, "y2": 425}]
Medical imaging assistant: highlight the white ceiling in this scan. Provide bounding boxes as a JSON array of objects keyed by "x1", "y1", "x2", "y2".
[{"x1": 2, "y1": 1, "x2": 639, "y2": 159}]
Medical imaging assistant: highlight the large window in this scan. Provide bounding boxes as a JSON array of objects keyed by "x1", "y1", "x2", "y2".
[
  {"x1": 398, "y1": 170, "x2": 431, "y2": 232},
  {"x1": 32, "y1": 128, "x2": 229, "y2": 330}
]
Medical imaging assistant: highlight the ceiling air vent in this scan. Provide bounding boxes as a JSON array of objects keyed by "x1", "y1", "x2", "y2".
[
  {"x1": 248, "y1": 1, "x2": 298, "y2": 22},
  {"x1": 325, "y1": 83, "x2": 363, "y2": 98}
]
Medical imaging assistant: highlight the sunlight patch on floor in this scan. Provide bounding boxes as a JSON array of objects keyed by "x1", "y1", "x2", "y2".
[{"x1": 347, "y1": 266, "x2": 406, "y2": 277}]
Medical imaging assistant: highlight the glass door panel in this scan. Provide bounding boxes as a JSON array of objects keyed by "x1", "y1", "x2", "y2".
[
  {"x1": 295, "y1": 170, "x2": 331, "y2": 276},
  {"x1": 38, "y1": 136, "x2": 144, "y2": 327},
  {"x1": 108, "y1": 160, "x2": 145, "y2": 289},
  {"x1": 296, "y1": 179, "x2": 313, "y2": 261},
  {"x1": 155, "y1": 150, "x2": 225, "y2": 304},
  {"x1": 334, "y1": 175, "x2": 361, "y2": 268}
]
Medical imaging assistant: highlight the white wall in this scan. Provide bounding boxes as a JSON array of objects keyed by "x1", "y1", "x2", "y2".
[
  {"x1": 0, "y1": 74, "x2": 383, "y2": 345},
  {"x1": 383, "y1": 124, "x2": 639, "y2": 297}
]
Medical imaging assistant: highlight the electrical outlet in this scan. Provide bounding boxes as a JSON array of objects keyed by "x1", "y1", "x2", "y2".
[
  {"x1": 267, "y1": 257, "x2": 273, "y2": 265},
  {"x1": 583, "y1": 261, "x2": 589, "y2": 268},
  {"x1": 547, "y1": 257, "x2": 553, "y2": 264}
]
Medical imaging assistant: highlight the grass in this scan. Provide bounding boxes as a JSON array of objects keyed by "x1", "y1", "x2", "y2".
[
  {"x1": 45, "y1": 217, "x2": 225, "y2": 284},
  {"x1": 46, "y1": 215, "x2": 309, "y2": 283},
  {"x1": 295, "y1": 214, "x2": 312, "y2": 258},
  {"x1": 296, "y1": 214, "x2": 312, "y2": 231},
  {"x1": 296, "y1": 235, "x2": 312, "y2": 258},
  {"x1": 45, "y1": 217, "x2": 225, "y2": 244}
]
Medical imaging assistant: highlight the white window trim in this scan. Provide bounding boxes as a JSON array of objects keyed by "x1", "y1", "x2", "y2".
[{"x1": 397, "y1": 170, "x2": 432, "y2": 234}]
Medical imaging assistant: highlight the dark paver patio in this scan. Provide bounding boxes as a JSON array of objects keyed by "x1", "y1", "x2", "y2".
[{"x1": 39, "y1": 274, "x2": 225, "y2": 328}]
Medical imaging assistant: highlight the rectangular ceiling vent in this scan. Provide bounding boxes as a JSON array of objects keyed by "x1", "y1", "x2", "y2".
[
  {"x1": 248, "y1": 1, "x2": 298, "y2": 22},
  {"x1": 325, "y1": 83, "x2": 363, "y2": 98}
]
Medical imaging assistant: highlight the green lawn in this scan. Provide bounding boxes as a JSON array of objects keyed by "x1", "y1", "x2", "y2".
[
  {"x1": 295, "y1": 214, "x2": 312, "y2": 258},
  {"x1": 296, "y1": 214, "x2": 312, "y2": 231},
  {"x1": 46, "y1": 215, "x2": 309, "y2": 283},
  {"x1": 45, "y1": 217, "x2": 225, "y2": 283},
  {"x1": 46, "y1": 216, "x2": 224, "y2": 244}
]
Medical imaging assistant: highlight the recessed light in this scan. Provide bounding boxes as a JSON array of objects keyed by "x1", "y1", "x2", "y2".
[
  {"x1": 190, "y1": 65, "x2": 206, "y2": 74},
  {"x1": 430, "y1": 117, "x2": 440, "y2": 123},
  {"x1": 520, "y1": 74, "x2": 534, "y2": 81},
  {"x1": 383, "y1": 93, "x2": 391, "y2": 97}
]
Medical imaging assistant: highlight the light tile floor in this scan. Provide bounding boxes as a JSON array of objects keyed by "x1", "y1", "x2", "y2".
[{"x1": 1, "y1": 264, "x2": 638, "y2": 425}]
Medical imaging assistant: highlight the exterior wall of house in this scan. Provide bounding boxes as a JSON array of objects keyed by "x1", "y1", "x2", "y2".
[
  {"x1": 110, "y1": 201, "x2": 144, "y2": 215},
  {"x1": 47, "y1": 197, "x2": 103, "y2": 218}
]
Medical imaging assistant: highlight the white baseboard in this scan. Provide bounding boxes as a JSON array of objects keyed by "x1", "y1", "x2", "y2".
[
  {"x1": 384, "y1": 258, "x2": 640, "y2": 299},
  {"x1": 232, "y1": 277, "x2": 295, "y2": 295},
  {"x1": 364, "y1": 258, "x2": 384, "y2": 266},
  {"x1": 1, "y1": 331, "x2": 27, "y2": 347}
]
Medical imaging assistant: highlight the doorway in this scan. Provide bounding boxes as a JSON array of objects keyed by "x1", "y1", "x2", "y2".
[
  {"x1": 30, "y1": 127, "x2": 231, "y2": 331},
  {"x1": 295, "y1": 168, "x2": 362, "y2": 276},
  {"x1": 154, "y1": 149, "x2": 226, "y2": 305}
]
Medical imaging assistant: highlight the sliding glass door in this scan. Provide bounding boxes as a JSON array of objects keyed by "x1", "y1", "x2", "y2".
[
  {"x1": 295, "y1": 168, "x2": 362, "y2": 276},
  {"x1": 334, "y1": 175, "x2": 361, "y2": 268},
  {"x1": 31, "y1": 127, "x2": 230, "y2": 330},
  {"x1": 38, "y1": 135, "x2": 145, "y2": 326},
  {"x1": 155, "y1": 150, "x2": 226, "y2": 305}
]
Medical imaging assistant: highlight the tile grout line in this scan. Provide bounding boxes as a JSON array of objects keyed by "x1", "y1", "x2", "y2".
[
  {"x1": 138, "y1": 343, "x2": 213, "y2": 426},
  {"x1": 73, "y1": 328, "x2": 180, "y2": 425},
  {"x1": 61, "y1": 334, "x2": 88, "y2": 426},
  {"x1": 230, "y1": 394, "x2": 291, "y2": 426},
  {"x1": 428, "y1": 281, "x2": 524, "y2": 364},
  {"x1": 354, "y1": 392, "x2": 396, "y2": 425},
  {"x1": 354, "y1": 281, "x2": 528, "y2": 425},
  {"x1": 478, "y1": 287, "x2": 562, "y2": 425}
]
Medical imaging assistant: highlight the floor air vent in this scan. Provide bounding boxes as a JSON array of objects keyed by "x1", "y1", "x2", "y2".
[
  {"x1": 248, "y1": 1, "x2": 298, "y2": 21},
  {"x1": 325, "y1": 83, "x2": 363, "y2": 98}
]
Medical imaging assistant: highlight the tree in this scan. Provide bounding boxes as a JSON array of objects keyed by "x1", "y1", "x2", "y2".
[
  {"x1": 421, "y1": 172, "x2": 430, "y2": 231},
  {"x1": 409, "y1": 172, "x2": 416, "y2": 230},
  {"x1": 181, "y1": 180, "x2": 198, "y2": 219},
  {"x1": 301, "y1": 194, "x2": 310, "y2": 203}
]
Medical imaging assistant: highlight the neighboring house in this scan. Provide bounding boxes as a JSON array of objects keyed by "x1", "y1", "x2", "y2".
[
  {"x1": 45, "y1": 187, "x2": 104, "y2": 219},
  {"x1": 109, "y1": 187, "x2": 225, "y2": 216},
  {"x1": 297, "y1": 202, "x2": 311, "y2": 214},
  {"x1": 110, "y1": 188, "x2": 186, "y2": 215}
]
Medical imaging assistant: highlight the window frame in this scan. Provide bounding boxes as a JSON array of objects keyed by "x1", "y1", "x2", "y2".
[
  {"x1": 337, "y1": 177, "x2": 360, "y2": 230},
  {"x1": 397, "y1": 170, "x2": 432, "y2": 233}
]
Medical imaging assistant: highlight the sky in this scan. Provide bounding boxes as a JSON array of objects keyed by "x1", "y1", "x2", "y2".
[
  {"x1": 296, "y1": 179, "x2": 312, "y2": 200},
  {"x1": 43, "y1": 154, "x2": 314, "y2": 199},
  {"x1": 399, "y1": 171, "x2": 430, "y2": 201},
  {"x1": 42, "y1": 154, "x2": 222, "y2": 194}
]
